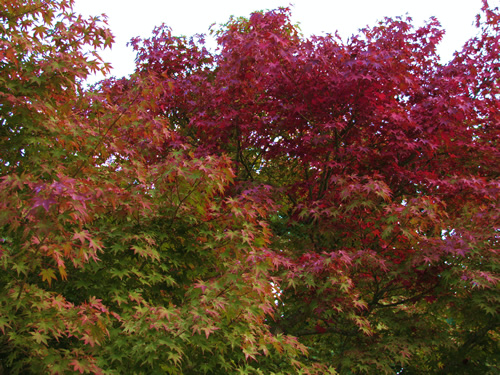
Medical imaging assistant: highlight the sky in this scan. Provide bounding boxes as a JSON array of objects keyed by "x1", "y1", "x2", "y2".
[{"x1": 73, "y1": 0, "x2": 488, "y2": 81}]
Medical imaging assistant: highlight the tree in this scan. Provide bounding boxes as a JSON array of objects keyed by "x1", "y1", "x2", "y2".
[
  {"x1": 0, "y1": 1, "x2": 317, "y2": 373},
  {"x1": 0, "y1": 0, "x2": 498, "y2": 374}
]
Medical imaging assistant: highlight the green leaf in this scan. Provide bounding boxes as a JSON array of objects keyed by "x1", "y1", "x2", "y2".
[{"x1": 39, "y1": 268, "x2": 57, "y2": 286}]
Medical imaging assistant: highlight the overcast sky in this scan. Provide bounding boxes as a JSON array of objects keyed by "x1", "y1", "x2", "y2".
[{"x1": 73, "y1": 0, "x2": 489, "y2": 81}]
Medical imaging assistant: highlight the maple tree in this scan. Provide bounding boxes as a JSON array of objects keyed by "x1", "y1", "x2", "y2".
[{"x1": 1, "y1": 0, "x2": 499, "y2": 374}]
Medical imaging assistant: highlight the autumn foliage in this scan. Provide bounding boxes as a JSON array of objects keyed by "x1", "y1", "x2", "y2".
[{"x1": 0, "y1": 0, "x2": 499, "y2": 373}]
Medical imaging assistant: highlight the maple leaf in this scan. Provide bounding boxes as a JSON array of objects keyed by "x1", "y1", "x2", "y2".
[
  {"x1": 39, "y1": 268, "x2": 57, "y2": 286},
  {"x1": 30, "y1": 331, "x2": 49, "y2": 346},
  {"x1": 69, "y1": 360, "x2": 86, "y2": 374},
  {"x1": 73, "y1": 230, "x2": 92, "y2": 244},
  {"x1": 0, "y1": 317, "x2": 12, "y2": 335},
  {"x1": 31, "y1": 195, "x2": 57, "y2": 212}
]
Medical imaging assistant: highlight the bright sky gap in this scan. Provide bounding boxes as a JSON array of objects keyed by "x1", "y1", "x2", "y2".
[{"x1": 74, "y1": 0, "x2": 488, "y2": 82}]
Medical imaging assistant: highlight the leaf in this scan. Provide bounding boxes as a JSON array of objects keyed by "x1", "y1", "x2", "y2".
[
  {"x1": 0, "y1": 317, "x2": 11, "y2": 334},
  {"x1": 39, "y1": 268, "x2": 57, "y2": 286},
  {"x1": 30, "y1": 331, "x2": 49, "y2": 345},
  {"x1": 69, "y1": 359, "x2": 86, "y2": 374}
]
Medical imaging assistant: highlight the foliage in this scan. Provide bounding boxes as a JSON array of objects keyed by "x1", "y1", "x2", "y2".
[{"x1": 1, "y1": 0, "x2": 499, "y2": 373}]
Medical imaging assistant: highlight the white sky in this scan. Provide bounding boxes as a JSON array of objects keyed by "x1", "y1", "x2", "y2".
[{"x1": 73, "y1": 0, "x2": 489, "y2": 81}]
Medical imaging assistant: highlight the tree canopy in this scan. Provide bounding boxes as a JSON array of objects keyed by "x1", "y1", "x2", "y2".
[{"x1": 0, "y1": 0, "x2": 498, "y2": 373}]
